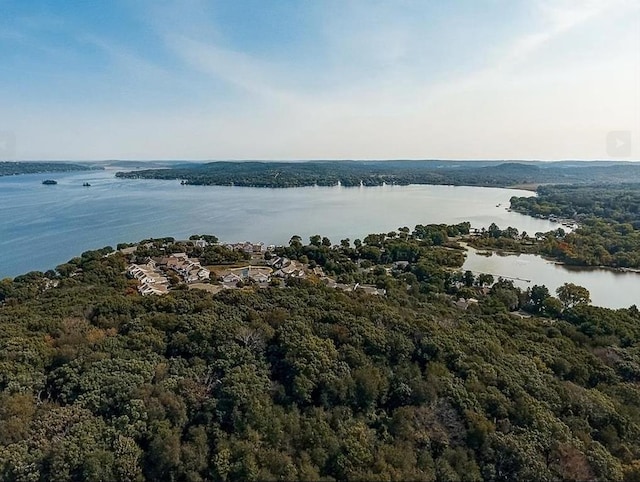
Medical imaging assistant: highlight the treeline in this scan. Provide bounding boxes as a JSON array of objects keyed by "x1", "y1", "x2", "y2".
[
  {"x1": 0, "y1": 161, "x2": 96, "y2": 176},
  {"x1": 121, "y1": 236, "x2": 251, "y2": 267},
  {"x1": 1, "y1": 229, "x2": 640, "y2": 481},
  {"x1": 510, "y1": 184, "x2": 640, "y2": 226},
  {"x1": 470, "y1": 223, "x2": 640, "y2": 269},
  {"x1": 272, "y1": 223, "x2": 470, "y2": 289},
  {"x1": 115, "y1": 160, "x2": 640, "y2": 188},
  {"x1": 507, "y1": 185, "x2": 640, "y2": 268}
]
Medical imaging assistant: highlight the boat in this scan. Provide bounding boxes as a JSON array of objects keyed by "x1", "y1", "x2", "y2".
[
  {"x1": 42, "y1": 179, "x2": 57, "y2": 185},
  {"x1": 82, "y1": 182, "x2": 91, "y2": 187}
]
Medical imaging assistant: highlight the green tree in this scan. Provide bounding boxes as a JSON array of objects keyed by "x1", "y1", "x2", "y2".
[
  {"x1": 543, "y1": 297, "x2": 563, "y2": 317},
  {"x1": 464, "y1": 270, "x2": 475, "y2": 287},
  {"x1": 556, "y1": 283, "x2": 591, "y2": 309},
  {"x1": 529, "y1": 285, "x2": 550, "y2": 313},
  {"x1": 289, "y1": 235, "x2": 303, "y2": 250},
  {"x1": 477, "y1": 273, "x2": 494, "y2": 287}
]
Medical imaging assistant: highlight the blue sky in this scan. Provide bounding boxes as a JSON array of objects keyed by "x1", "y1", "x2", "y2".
[{"x1": 0, "y1": 0, "x2": 638, "y2": 160}]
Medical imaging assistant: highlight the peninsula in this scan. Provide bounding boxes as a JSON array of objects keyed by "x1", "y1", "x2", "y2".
[{"x1": 0, "y1": 161, "x2": 97, "y2": 177}]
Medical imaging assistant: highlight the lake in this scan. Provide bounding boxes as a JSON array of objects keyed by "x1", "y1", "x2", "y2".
[
  {"x1": 463, "y1": 246, "x2": 638, "y2": 310},
  {"x1": 1, "y1": 169, "x2": 557, "y2": 277},
  {"x1": 1, "y1": 169, "x2": 637, "y2": 308}
]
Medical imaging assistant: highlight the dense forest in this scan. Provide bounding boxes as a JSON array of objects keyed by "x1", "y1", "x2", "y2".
[
  {"x1": 503, "y1": 185, "x2": 640, "y2": 268},
  {"x1": 1, "y1": 225, "x2": 640, "y2": 481},
  {"x1": 115, "y1": 160, "x2": 640, "y2": 188},
  {"x1": 0, "y1": 162, "x2": 96, "y2": 176},
  {"x1": 510, "y1": 184, "x2": 640, "y2": 226}
]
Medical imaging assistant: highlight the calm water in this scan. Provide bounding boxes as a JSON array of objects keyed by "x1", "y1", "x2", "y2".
[
  {"x1": 463, "y1": 246, "x2": 639, "y2": 309},
  {"x1": 1, "y1": 169, "x2": 559, "y2": 277},
  {"x1": 2, "y1": 169, "x2": 636, "y2": 308}
]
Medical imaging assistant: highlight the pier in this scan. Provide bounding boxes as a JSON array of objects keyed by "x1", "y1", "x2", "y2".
[{"x1": 471, "y1": 271, "x2": 531, "y2": 283}]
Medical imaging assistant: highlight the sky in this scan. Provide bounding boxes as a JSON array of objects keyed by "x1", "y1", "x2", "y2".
[{"x1": 0, "y1": 0, "x2": 639, "y2": 161}]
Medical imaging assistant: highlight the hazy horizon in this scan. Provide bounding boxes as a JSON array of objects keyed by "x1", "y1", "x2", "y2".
[
  {"x1": 5, "y1": 159, "x2": 640, "y2": 164},
  {"x1": 6, "y1": 158, "x2": 640, "y2": 164}
]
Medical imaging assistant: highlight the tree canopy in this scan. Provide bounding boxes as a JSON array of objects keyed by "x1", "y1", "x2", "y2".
[
  {"x1": 1, "y1": 228, "x2": 639, "y2": 481},
  {"x1": 115, "y1": 161, "x2": 640, "y2": 188}
]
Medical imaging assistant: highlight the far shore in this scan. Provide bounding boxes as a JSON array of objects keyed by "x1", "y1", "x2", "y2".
[
  {"x1": 507, "y1": 183, "x2": 544, "y2": 191},
  {"x1": 463, "y1": 243, "x2": 640, "y2": 275}
]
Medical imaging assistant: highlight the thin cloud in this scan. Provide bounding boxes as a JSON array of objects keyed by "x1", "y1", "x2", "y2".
[
  {"x1": 81, "y1": 35, "x2": 169, "y2": 77},
  {"x1": 165, "y1": 35, "x2": 295, "y2": 103},
  {"x1": 501, "y1": 0, "x2": 633, "y2": 69}
]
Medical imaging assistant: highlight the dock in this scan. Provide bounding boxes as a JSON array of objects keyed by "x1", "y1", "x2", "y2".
[{"x1": 471, "y1": 270, "x2": 531, "y2": 283}]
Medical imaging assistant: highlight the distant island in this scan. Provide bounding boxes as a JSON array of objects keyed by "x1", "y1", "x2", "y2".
[
  {"x1": 115, "y1": 160, "x2": 640, "y2": 188},
  {"x1": 0, "y1": 161, "x2": 99, "y2": 177}
]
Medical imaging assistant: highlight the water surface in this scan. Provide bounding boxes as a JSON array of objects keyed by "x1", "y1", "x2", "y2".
[
  {"x1": 0, "y1": 170, "x2": 587, "y2": 278},
  {"x1": 3, "y1": 169, "x2": 638, "y2": 308},
  {"x1": 463, "y1": 246, "x2": 638, "y2": 309}
]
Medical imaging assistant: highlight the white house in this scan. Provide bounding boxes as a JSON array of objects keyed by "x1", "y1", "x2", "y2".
[
  {"x1": 222, "y1": 272, "x2": 242, "y2": 284},
  {"x1": 250, "y1": 271, "x2": 270, "y2": 283}
]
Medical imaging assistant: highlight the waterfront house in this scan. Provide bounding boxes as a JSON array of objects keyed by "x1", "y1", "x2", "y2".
[{"x1": 127, "y1": 263, "x2": 170, "y2": 295}]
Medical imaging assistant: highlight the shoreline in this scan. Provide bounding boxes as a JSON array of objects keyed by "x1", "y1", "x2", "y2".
[
  {"x1": 463, "y1": 243, "x2": 640, "y2": 275},
  {"x1": 506, "y1": 183, "x2": 542, "y2": 192}
]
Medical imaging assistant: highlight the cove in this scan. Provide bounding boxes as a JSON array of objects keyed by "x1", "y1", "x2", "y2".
[{"x1": 462, "y1": 246, "x2": 639, "y2": 309}]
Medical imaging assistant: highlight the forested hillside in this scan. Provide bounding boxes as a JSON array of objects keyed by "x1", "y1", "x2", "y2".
[
  {"x1": 115, "y1": 160, "x2": 640, "y2": 188},
  {"x1": 0, "y1": 162, "x2": 96, "y2": 176},
  {"x1": 510, "y1": 184, "x2": 640, "y2": 226},
  {"x1": 1, "y1": 230, "x2": 640, "y2": 481}
]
